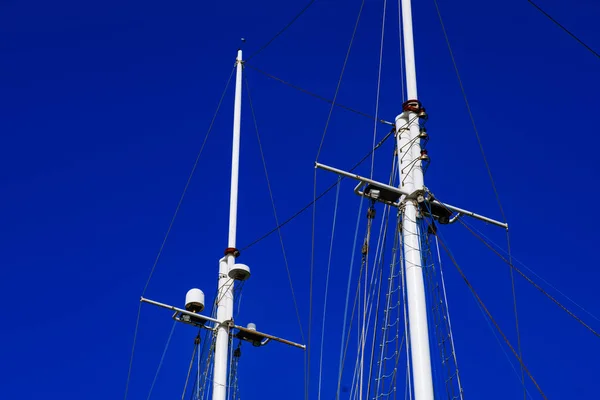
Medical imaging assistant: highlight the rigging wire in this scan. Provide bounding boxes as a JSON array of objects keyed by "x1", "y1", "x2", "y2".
[
  {"x1": 454, "y1": 215, "x2": 600, "y2": 339},
  {"x1": 431, "y1": 0, "x2": 526, "y2": 396},
  {"x1": 242, "y1": 115, "x2": 419, "y2": 254},
  {"x1": 436, "y1": 227, "x2": 535, "y2": 398},
  {"x1": 347, "y1": 202, "x2": 384, "y2": 400},
  {"x1": 526, "y1": 0, "x2": 600, "y2": 60},
  {"x1": 317, "y1": 178, "x2": 342, "y2": 400},
  {"x1": 370, "y1": 0, "x2": 388, "y2": 179},
  {"x1": 240, "y1": 123, "x2": 400, "y2": 252},
  {"x1": 374, "y1": 211, "x2": 401, "y2": 398},
  {"x1": 336, "y1": 197, "x2": 365, "y2": 398},
  {"x1": 400, "y1": 220, "x2": 413, "y2": 400},
  {"x1": 460, "y1": 218, "x2": 600, "y2": 324},
  {"x1": 397, "y1": 0, "x2": 406, "y2": 102},
  {"x1": 146, "y1": 322, "x2": 177, "y2": 400},
  {"x1": 365, "y1": 207, "x2": 391, "y2": 399},
  {"x1": 245, "y1": 64, "x2": 393, "y2": 125},
  {"x1": 430, "y1": 0, "x2": 505, "y2": 223},
  {"x1": 246, "y1": 0, "x2": 317, "y2": 61},
  {"x1": 433, "y1": 236, "x2": 464, "y2": 400},
  {"x1": 181, "y1": 336, "x2": 200, "y2": 400},
  {"x1": 245, "y1": 77, "x2": 306, "y2": 343},
  {"x1": 123, "y1": 65, "x2": 236, "y2": 400},
  {"x1": 434, "y1": 233, "x2": 549, "y2": 400},
  {"x1": 309, "y1": 2, "x2": 366, "y2": 395}
]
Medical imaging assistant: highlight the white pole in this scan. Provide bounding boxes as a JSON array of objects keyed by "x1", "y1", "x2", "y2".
[
  {"x1": 213, "y1": 49, "x2": 243, "y2": 400},
  {"x1": 396, "y1": 0, "x2": 434, "y2": 399}
]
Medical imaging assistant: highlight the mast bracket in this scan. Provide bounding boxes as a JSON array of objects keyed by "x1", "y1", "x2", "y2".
[
  {"x1": 315, "y1": 162, "x2": 508, "y2": 229},
  {"x1": 140, "y1": 297, "x2": 306, "y2": 350}
]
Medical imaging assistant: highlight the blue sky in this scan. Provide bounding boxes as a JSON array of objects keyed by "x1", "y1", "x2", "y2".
[{"x1": 1, "y1": 0, "x2": 599, "y2": 399}]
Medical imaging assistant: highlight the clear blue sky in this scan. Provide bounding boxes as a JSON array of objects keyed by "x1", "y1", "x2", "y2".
[{"x1": 1, "y1": 0, "x2": 599, "y2": 399}]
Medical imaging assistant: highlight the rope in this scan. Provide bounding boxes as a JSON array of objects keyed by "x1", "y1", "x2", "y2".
[
  {"x1": 245, "y1": 64, "x2": 392, "y2": 125},
  {"x1": 527, "y1": 0, "x2": 600, "y2": 60},
  {"x1": 431, "y1": 0, "x2": 505, "y2": 222},
  {"x1": 315, "y1": 0, "x2": 366, "y2": 162},
  {"x1": 123, "y1": 65, "x2": 236, "y2": 400},
  {"x1": 374, "y1": 214, "x2": 401, "y2": 397},
  {"x1": 366, "y1": 154, "x2": 396, "y2": 398},
  {"x1": 241, "y1": 115, "x2": 419, "y2": 253},
  {"x1": 240, "y1": 124, "x2": 398, "y2": 252},
  {"x1": 461, "y1": 218, "x2": 600, "y2": 324},
  {"x1": 431, "y1": 0, "x2": 526, "y2": 395},
  {"x1": 434, "y1": 223, "x2": 533, "y2": 399},
  {"x1": 309, "y1": 2, "x2": 366, "y2": 395},
  {"x1": 434, "y1": 236, "x2": 464, "y2": 400},
  {"x1": 456, "y1": 218, "x2": 600, "y2": 339},
  {"x1": 146, "y1": 322, "x2": 177, "y2": 400},
  {"x1": 246, "y1": 0, "x2": 317, "y2": 61},
  {"x1": 362, "y1": 204, "x2": 390, "y2": 398},
  {"x1": 434, "y1": 233, "x2": 549, "y2": 399},
  {"x1": 337, "y1": 254, "x2": 368, "y2": 399},
  {"x1": 358, "y1": 202, "x2": 375, "y2": 399},
  {"x1": 397, "y1": 0, "x2": 406, "y2": 101},
  {"x1": 336, "y1": 197, "x2": 364, "y2": 398},
  {"x1": 366, "y1": 206, "x2": 392, "y2": 399},
  {"x1": 400, "y1": 218, "x2": 412, "y2": 400},
  {"x1": 181, "y1": 337, "x2": 199, "y2": 400},
  {"x1": 370, "y1": 0, "x2": 388, "y2": 179},
  {"x1": 245, "y1": 77, "x2": 305, "y2": 342},
  {"x1": 506, "y1": 230, "x2": 525, "y2": 399},
  {"x1": 317, "y1": 178, "x2": 342, "y2": 400}
]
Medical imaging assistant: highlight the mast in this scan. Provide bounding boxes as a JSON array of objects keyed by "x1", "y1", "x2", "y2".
[
  {"x1": 213, "y1": 48, "x2": 243, "y2": 400},
  {"x1": 139, "y1": 47, "x2": 305, "y2": 398},
  {"x1": 396, "y1": 0, "x2": 434, "y2": 399}
]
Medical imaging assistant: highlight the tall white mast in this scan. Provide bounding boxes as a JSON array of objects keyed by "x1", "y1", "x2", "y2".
[
  {"x1": 395, "y1": 0, "x2": 435, "y2": 399},
  {"x1": 213, "y1": 49, "x2": 243, "y2": 400}
]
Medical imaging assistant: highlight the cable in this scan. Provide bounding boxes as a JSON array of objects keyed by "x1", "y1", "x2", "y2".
[
  {"x1": 313, "y1": 2, "x2": 368, "y2": 390},
  {"x1": 370, "y1": 0, "x2": 388, "y2": 179},
  {"x1": 147, "y1": 322, "x2": 177, "y2": 400},
  {"x1": 245, "y1": 77, "x2": 305, "y2": 343},
  {"x1": 456, "y1": 217, "x2": 600, "y2": 339},
  {"x1": 527, "y1": 0, "x2": 600, "y2": 60},
  {"x1": 461, "y1": 218, "x2": 600, "y2": 324},
  {"x1": 336, "y1": 196, "x2": 365, "y2": 399},
  {"x1": 434, "y1": 236, "x2": 464, "y2": 400},
  {"x1": 181, "y1": 337, "x2": 199, "y2": 400},
  {"x1": 241, "y1": 117, "x2": 416, "y2": 252},
  {"x1": 434, "y1": 234, "x2": 548, "y2": 400},
  {"x1": 246, "y1": 0, "x2": 317, "y2": 61},
  {"x1": 317, "y1": 179, "x2": 341, "y2": 399},
  {"x1": 431, "y1": 0, "x2": 526, "y2": 395},
  {"x1": 432, "y1": 0, "x2": 505, "y2": 222},
  {"x1": 315, "y1": 0, "x2": 366, "y2": 161},
  {"x1": 506, "y1": 230, "x2": 525, "y2": 399},
  {"x1": 123, "y1": 65, "x2": 236, "y2": 400},
  {"x1": 245, "y1": 64, "x2": 393, "y2": 125},
  {"x1": 397, "y1": 0, "x2": 405, "y2": 101}
]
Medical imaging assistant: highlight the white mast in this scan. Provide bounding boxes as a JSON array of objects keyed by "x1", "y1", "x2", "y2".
[
  {"x1": 395, "y1": 0, "x2": 435, "y2": 399},
  {"x1": 213, "y1": 48, "x2": 243, "y2": 400}
]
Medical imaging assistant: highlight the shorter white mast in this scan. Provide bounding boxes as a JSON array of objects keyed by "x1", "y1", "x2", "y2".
[
  {"x1": 213, "y1": 48, "x2": 243, "y2": 400},
  {"x1": 139, "y1": 47, "x2": 305, "y2": 400}
]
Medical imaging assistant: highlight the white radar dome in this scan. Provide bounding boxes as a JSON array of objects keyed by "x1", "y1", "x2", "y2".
[
  {"x1": 185, "y1": 288, "x2": 205, "y2": 313},
  {"x1": 228, "y1": 263, "x2": 251, "y2": 281}
]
